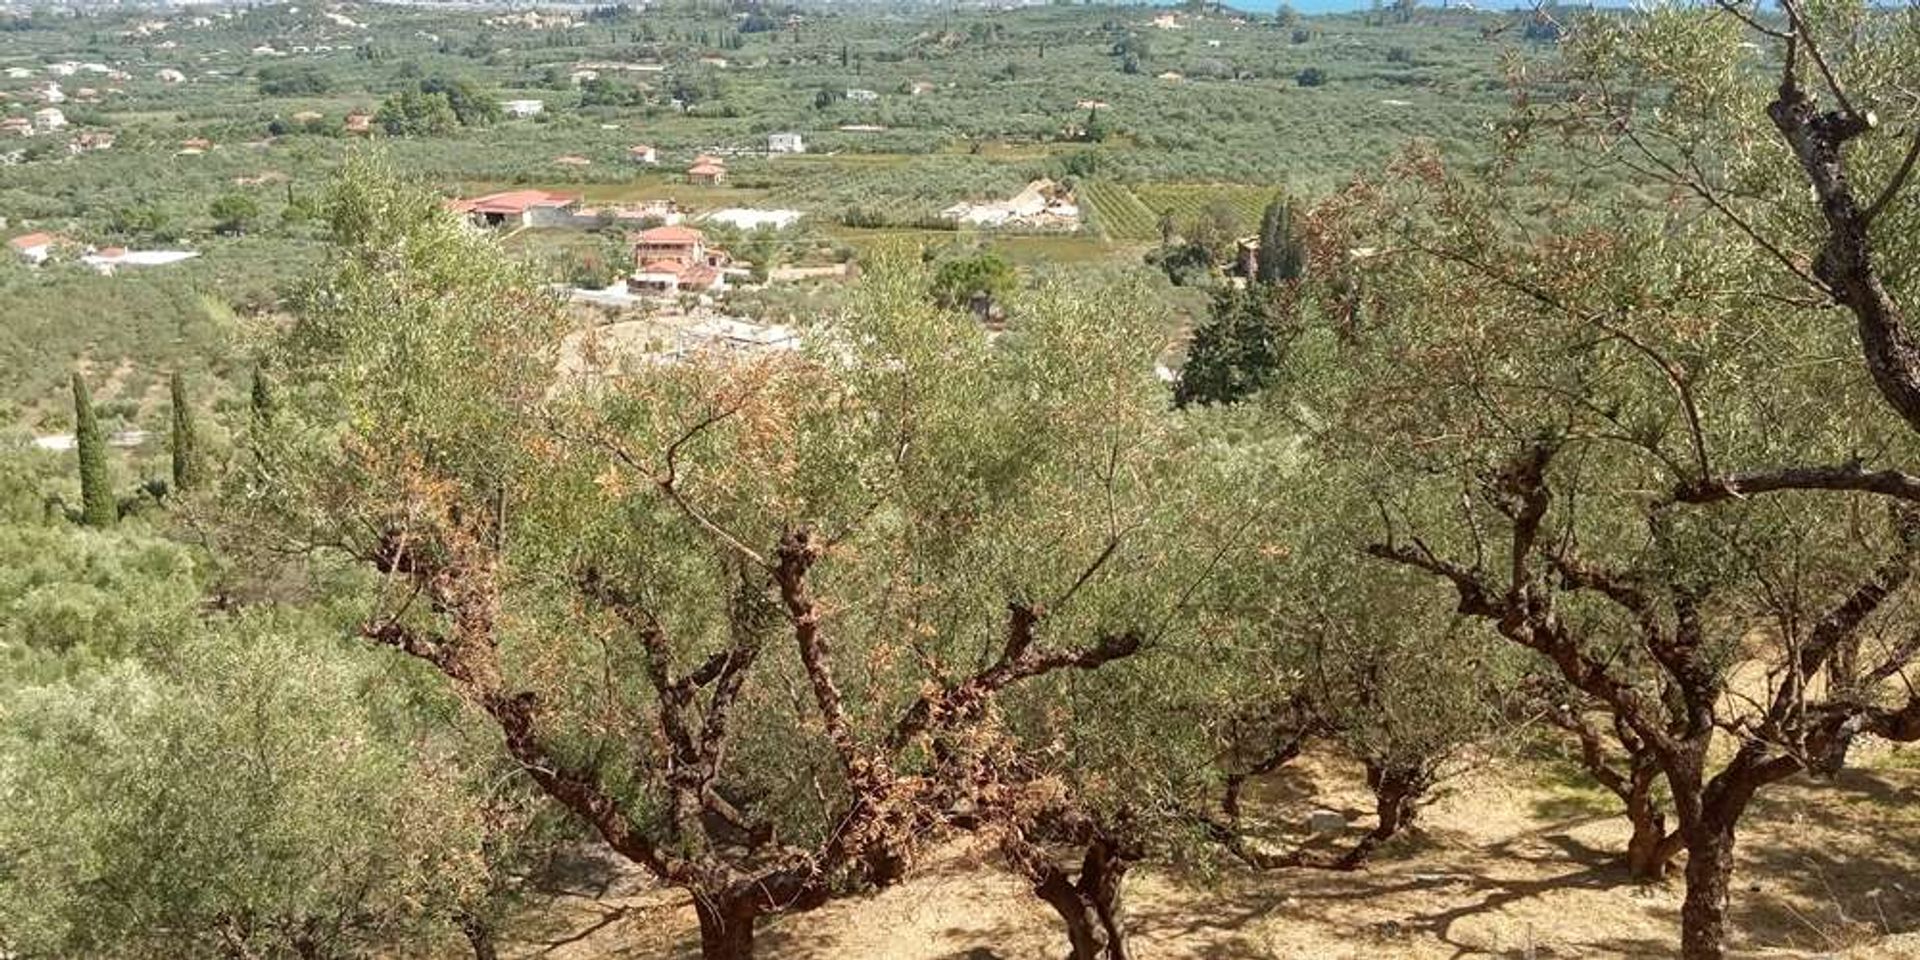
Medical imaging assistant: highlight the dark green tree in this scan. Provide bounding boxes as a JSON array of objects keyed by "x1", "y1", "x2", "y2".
[
  {"x1": 1173, "y1": 286, "x2": 1295, "y2": 407},
  {"x1": 71, "y1": 373, "x2": 115, "y2": 527},
  {"x1": 169, "y1": 371, "x2": 203, "y2": 493},
  {"x1": 374, "y1": 90, "x2": 458, "y2": 136},
  {"x1": 420, "y1": 76, "x2": 503, "y2": 126},
  {"x1": 1254, "y1": 199, "x2": 1305, "y2": 285},
  {"x1": 930, "y1": 250, "x2": 1016, "y2": 316},
  {"x1": 209, "y1": 194, "x2": 261, "y2": 236}
]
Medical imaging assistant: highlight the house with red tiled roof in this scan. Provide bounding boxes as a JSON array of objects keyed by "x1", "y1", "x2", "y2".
[
  {"x1": 687, "y1": 161, "x2": 725, "y2": 186},
  {"x1": 7, "y1": 231, "x2": 66, "y2": 264},
  {"x1": 628, "y1": 225, "x2": 729, "y2": 297},
  {"x1": 632, "y1": 225, "x2": 707, "y2": 263},
  {"x1": 628, "y1": 143, "x2": 657, "y2": 164},
  {"x1": 446, "y1": 189, "x2": 582, "y2": 229}
]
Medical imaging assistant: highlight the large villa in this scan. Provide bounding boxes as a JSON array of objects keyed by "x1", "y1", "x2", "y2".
[{"x1": 628, "y1": 225, "x2": 730, "y2": 296}]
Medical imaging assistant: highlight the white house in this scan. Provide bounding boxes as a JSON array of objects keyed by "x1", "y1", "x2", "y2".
[
  {"x1": 628, "y1": 143, "x2": 657, "y2": 164},
  {"x1": 2, "y1": 67, "x2": 33, "y2": 80},
  {"x1": 845, "y1": 88, "x2": 879, "y2": 103},
  {"x1": 32, "y1": 108, "x2": 67, "y2": 131},
  {"x1": 767, "y1": 131, "x2": 805, "y2": 154},
  {"x1": 502, "y1": 99, "x2": 545, "y2": 118},
  {"x1": 33, "y1": 82, "x2": 65, "y2": 104},
  {"x1": 156, "y1": 68, "x2": 187, "y2": 83}
]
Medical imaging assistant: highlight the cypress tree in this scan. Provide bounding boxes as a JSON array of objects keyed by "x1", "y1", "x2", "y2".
[
  {"x1": 1173, "y1": 287, "x2": 1291, "y2": 408},
  {"x1": 71, "y1": 372, "x2": 116, "y2": 527},
  {"x1": 170, "y1": 370, "x2": 203, "y2": 492},
  {"x1": 1255, "y1": 199, "x2": 1305, "y2": 286}
]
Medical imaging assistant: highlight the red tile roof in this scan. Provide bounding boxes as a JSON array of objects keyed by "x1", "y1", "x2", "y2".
[
  {"x1": 453, "y1": 190, "x2": 581, "y2": 215},
  {"x1": 635, "y1": 225, "x2": 703, "y2": 244},
  {"x1": 688, "y1": 162, "x2": 724, "y2": 177},
  {"x1": 633, "y1": 259, "x2": 720, "y2": 289},
  {"x1": 8, "y1": 232, "x2": 56, "y2": 250}
]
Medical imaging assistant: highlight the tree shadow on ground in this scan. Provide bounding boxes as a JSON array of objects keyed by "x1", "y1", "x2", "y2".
[{"x1": 1722, "y1": 767, "x2": 1920, "y2": 955}]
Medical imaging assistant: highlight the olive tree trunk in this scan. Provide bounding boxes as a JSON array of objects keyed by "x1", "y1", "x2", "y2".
[
  {"x1": 1034, "y1": 839, "x2": 1133, "y2": 960},
  {"x1": 1679, "y1": 823, "x2": 1737, "y2": 960},
  {"x1": 693, "y1": 895, "x2": 760, "y2": 960}
]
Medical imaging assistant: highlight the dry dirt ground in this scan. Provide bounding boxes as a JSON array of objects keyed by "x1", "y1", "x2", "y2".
[{"x1": 502, "y1": 751, "x2": 1920, "y2": 959}]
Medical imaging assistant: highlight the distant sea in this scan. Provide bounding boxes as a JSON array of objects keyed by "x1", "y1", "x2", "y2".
[{"x1": 1162, "y1": 0, "x2": 1605, "y2": 13}]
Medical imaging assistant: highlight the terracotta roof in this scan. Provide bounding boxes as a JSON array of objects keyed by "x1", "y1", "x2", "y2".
[
  {"x1": 688, "y1": 162, "x2": 724, "y2": 176},
  {"x1": 693, "y1": 154, "x2": 723, "y2": 165},
  {"x1": 7, "y1": 232, "x2": 56, "y2": 250},
  {"x1": 634, "y1": 260, "x2": 720, "y2": 289},
  {"x1": 635, "y1": 225, "x2": 703, "y2": 244},
  {"x1": 629, "y1": 143, "x2": 654, "y2": 152},
  {"x1": 456, "y1": 190, "x2": 581, "y2": 215}
]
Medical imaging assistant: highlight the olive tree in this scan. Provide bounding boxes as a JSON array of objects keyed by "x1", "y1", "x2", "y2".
[
  {"x1": 0, "y1": 628, "x2": 491, "y2": 958},
  {"x1": 237, "y1": 155, "x2": 1259, "y2": 959},
  {"x1": 1298, "y1": 63, "x2": 1920, "y2": 954}
]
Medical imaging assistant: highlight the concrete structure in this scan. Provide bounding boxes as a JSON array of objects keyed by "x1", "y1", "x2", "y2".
[
  {"x1": 704, "y1": 208, "x2": 803, "y2": 231},
  {"x1": 628, "y1": 143, "x2": 657, "y2": 164},
  {"x1": 32, "y1": 107, "x2": 67, "y2": 131},
  {"x1": 846, "y1": 88, "x2": 879, "y2": 103},
  {"x1": 940, "y1": 179, "x2": 1079, "y2": 230},
  {"x1": 687, "y1": 160, "x2": 725, "y2": 186},
  {"x1": 82, "y1": 247, "x2": 200, "y2": 273},
  {"x1": 502, "y1": 99, "x2": 545, "y2": 118},
  {"x1": 680, "y1": 317, "x2": 798, "y2": 354},
  {"x1": 767, "y1": 131, "x2": 805, "y2": 154},
  {"x1": 69, "y1": 131, "x2": 114, "y2": 153}
]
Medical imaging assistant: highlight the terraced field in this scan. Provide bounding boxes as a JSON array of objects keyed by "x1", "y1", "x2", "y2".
[
  {"x1": 1081, "y1": 180, "x2": 1160, "y2": 241},
  {"x1": 1131, "y1": 182, "x2": 1287, "y2": 235},
  {"x1": 1084, "y1": 181, "x2": 1289, "y2": 241}
]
